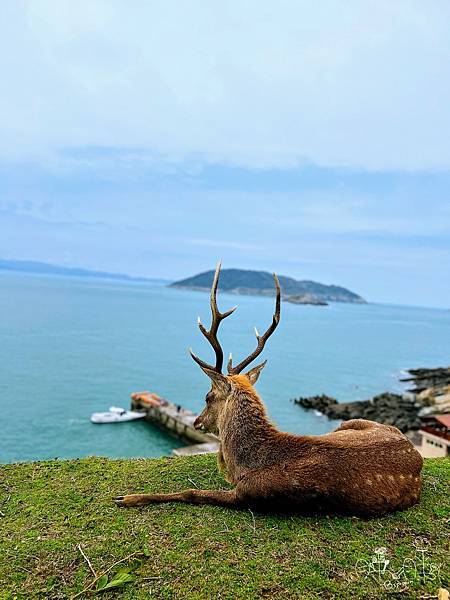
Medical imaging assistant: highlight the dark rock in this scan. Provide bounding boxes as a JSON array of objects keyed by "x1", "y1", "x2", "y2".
[
  {"x1": 292, "y1": 391, "x2": 422, "y2": 432},
  {"x1": 293, "y1": 394, "x2": 338, "y2": 412}
]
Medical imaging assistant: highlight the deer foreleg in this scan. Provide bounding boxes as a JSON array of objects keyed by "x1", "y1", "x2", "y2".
[{"x1": 114, "y1": 488, "x2": 238, "y2": 508}]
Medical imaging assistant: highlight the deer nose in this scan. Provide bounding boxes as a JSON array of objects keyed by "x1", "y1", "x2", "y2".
[{"x1": 194, "y1": 416, "x2": 204, "y2": 430}]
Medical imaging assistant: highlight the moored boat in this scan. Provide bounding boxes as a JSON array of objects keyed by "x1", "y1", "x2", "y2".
[{"x1": 90, "y1": 406, "x2": 146, "y2": 424}]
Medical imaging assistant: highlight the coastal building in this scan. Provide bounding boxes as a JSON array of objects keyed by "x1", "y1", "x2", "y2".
[{"x1": 418, "y1": 414, "x2": 450, "y2": 458}]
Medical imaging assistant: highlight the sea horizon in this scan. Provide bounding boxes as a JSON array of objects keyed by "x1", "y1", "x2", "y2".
[
  {"x1": 1, "y1": 265, "x2": 449, "y2": 313},
  {"x1": 1, "y1": 270, "x2": 449, "y2": 464}
]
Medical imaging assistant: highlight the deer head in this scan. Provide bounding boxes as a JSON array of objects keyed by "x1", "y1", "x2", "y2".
[{"x1": 190, "y1": 262, "x2": 280, "y2": 434}]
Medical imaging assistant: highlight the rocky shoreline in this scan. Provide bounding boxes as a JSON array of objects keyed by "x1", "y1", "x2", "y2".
[
  {"x1": 293, "y1": 392, "x2": 421, "y2": 432},
  {"x1": 284, "y1": 294, "x2": 328, "y2": 306},
  {"x1": 293, "y1": 366, "x2": 450, "y2": 433}
]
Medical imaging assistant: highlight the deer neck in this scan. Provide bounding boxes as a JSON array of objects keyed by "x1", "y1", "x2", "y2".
[{"x1": 218, "y1": 382, "x2": 276, "y2": 477}]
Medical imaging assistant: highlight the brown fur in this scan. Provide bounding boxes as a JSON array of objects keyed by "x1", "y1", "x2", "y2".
[{"x1": 116, "y1": 371, "x2": 423, "y2": 516}]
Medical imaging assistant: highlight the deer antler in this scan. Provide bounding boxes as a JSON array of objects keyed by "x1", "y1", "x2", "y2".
[
  {"x1": 227, "y1": 274, "x2": 281, "y2": 374},
  {"x1": 189, "y1": 261, "x2": 237, "y2": 373}
]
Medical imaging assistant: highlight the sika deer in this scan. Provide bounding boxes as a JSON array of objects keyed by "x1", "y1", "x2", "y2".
[{"x1": 115, "y1": 263, "x2": 423, "y2": 516}]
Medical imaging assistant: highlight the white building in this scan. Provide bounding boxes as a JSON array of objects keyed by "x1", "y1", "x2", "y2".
[{"x1": 418, "y1": 414, "x2": 450, "y2": 458}]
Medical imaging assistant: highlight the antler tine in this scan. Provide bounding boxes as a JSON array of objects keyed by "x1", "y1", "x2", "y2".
[
  {"x1": 189, "y1": 347, "x2": 216, "y2": 371},
  {"x1": 227, "y1": 352, "x2": 233, "y2": 372},
  {"x1": 193, "y1": 261, "x2": 237, "y2": 373},
  {"x1": 228, "y1": 273, "x2": 281, "y2": 374}
]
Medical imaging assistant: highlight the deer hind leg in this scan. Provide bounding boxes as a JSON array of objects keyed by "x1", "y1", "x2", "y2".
[
  {"x1": 334, "y1": 418, "x2": 381, "y2": 432},
  {"x1": 334, "y1": 418, "x2": 403, "y2": 436},
  {"x1": 114, "y1": 488, "x2": 238, "y2": 508}
]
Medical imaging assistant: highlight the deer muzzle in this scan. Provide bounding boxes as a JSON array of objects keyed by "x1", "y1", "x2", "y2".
[{"x1": 193, "y1": 416, "x2": 204, "y2": 430}]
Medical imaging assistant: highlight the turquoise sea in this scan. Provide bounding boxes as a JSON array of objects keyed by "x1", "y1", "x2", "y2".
[{"x1": 0, "y1": 272, "x2": 449, "y2": 463}]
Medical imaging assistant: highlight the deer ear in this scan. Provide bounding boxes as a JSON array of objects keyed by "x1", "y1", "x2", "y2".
[
  {"x1": 244, "y1": 360, "x2": 267, "y2": 385},
  {"x1": 199, "y1": 366, "x2": 230, "y2": 392}
]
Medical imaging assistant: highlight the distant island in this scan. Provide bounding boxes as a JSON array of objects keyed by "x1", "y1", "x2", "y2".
[
  {"x1": 0, "y1": 259, "x2": 168, "y2": 285},
  {"x1": 2, "y1": 260, "x2": 366, "y2": 304},
  {"x1": 170, "y1": 268, "x2": 366, "y2": 304}
]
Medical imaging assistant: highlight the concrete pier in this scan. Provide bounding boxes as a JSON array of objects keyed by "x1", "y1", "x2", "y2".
[{"x1": 130, "y1": 391, "x2": 219, "y2": 456}]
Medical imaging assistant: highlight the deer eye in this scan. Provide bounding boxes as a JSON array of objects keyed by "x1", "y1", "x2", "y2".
[{"x1": 205, "y1": 392, "x2": 214, "y2": 404}]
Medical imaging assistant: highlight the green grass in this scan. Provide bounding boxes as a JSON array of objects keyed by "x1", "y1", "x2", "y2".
[{"x1": 0, "y1": 456, "x2": 448, "y2": 599}]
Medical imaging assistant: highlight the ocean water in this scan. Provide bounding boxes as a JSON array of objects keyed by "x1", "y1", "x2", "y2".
[{"x1": 0, "y1": 272, "x2": 449, "y2": 463}]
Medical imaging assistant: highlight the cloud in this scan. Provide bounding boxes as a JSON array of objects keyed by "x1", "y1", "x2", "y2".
[
  {"x1": 1, "y1": 3, "x2": 450, "y2": 307},
  {"x1": 2, "y1": 159, "x2": 449, "y2": 241},
  {"x1": 185, "y1": 238, "x2": 263, "y2": 252},
  {"x1": 1, "y1": 1, "x2": 450, "y2": 169}
]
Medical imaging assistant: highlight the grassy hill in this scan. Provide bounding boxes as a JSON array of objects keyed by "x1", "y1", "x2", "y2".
[
  {"x1": 170, "y1": 268, "x2": 366, "y2": 303},
  {"x1": 0, "y1": 455, "x2": 448, "y2": 599}
]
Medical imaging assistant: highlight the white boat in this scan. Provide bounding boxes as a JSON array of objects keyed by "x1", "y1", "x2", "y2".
[{"x1": 90, "y1": 406, "x2": 146, "y2": 424}]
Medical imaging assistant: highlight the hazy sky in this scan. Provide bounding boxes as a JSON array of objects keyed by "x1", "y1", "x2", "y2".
[{"x1": 1, "y1": 1, "x2": 450, "y2": 307}]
